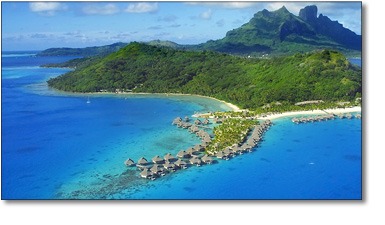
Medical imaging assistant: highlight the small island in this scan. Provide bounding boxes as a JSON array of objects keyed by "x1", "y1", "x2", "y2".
[{"x1": 44, "y1": 5, "x2": 362, "y2": 183}]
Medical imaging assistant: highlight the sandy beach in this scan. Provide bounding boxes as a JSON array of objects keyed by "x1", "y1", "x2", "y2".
[
  {"x1": 84, "y1": 91, "x2": 242, "y2": 112},
  {"x1": 258, "y1": 106, "x2": 361, "y2": 120}
]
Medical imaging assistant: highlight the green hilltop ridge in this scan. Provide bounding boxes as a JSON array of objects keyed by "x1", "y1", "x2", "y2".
[
  {"x1": 37, "y1": 42, "x2": 128, "y2": 57},
  {"x1": 194, "y1": 5, "x2": 361, "y2": 57},
  {"x1": 47, "y1": 42, "x2": 361, "y2": 109}
]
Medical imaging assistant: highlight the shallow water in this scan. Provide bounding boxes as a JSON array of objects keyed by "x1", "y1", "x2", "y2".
[{"x1": 1, "y1": 53, "x2": 362, "y2": 199}]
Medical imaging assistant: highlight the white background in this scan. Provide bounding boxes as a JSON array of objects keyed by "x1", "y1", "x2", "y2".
[{"x1": 1, "y1": 0, "x2": 384, "y2": 224}]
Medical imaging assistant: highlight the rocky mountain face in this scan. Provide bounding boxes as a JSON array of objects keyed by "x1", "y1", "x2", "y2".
[
  {"x1": 197, "y1": 5, "x2": 361, "y2": 56},
  {"x1": 299, "y1": 5, "x2": 361, "y2": 50}
]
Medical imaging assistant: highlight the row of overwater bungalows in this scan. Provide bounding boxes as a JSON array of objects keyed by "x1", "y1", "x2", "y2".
[{"x1": 213, "y1": 120, "x2": 272, "y2": 160}]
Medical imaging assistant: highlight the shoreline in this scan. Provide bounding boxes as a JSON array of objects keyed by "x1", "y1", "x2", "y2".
[
  {"x1": 48, "y1": 87, "x2": 361, "y2": 121},
  {"x1": 55, "y1": 89, "x2": 242, "y2": 112},
  {"x1": 257, "y1": 106, "x2": 361, "y2": 121}
]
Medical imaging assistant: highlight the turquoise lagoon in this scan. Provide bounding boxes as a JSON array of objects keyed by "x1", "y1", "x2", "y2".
[{"x1": 1, "y1": 52, "x2": 362, "y2": 199}]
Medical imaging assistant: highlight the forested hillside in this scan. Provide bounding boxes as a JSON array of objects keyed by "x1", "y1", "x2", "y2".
[{"x1": 48, "y1": 42, "x2": 361, "y2": 109}]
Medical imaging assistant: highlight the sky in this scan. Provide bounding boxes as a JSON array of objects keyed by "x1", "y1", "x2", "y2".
[{"x1": 1, "y1": 1, "x2": 362, "y2": 51}]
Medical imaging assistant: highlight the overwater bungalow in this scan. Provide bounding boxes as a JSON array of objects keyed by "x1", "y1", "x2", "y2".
[
  {"x1": 223, "y1": 148, "x2": 233, "y2": 157},
  {"x1": 186, "y1": 147, "x2": 199, "y2": 156},
  {"x1": 172, "y1": 117, "x2": 182, "y2": 125},
  {"x1": 202, "y1": 118, "x2": 210, "y2": 125},
  {"x1": 194, "y1": 144, "x2": 205, "y2": 152},
  {"x1": 356, "y1": 113, "x2": 361, "y2": 119},
  {"x1": 292, "y1": 117, "x2": 299, "y2": 124},
  {"x1": 216, "y1": 151, "x2": 228, "y2": 160},
  {"x1": 201, "y1": 140, "x2": 210, "y2": 146},
  {"x1": 124, "y1": 158, "x2": 135, "y2": 167},
  {"x1": 184, "y1": 116, "x2": 190, "y2": 122},
  {"x1": 136, "y1": 157, "x2": 149, "y2": 170},
  {"x1": 194, "y1": 119, "x2": 202, "y2": 125},
  {"x1": 137, "y1": 157, "x2": 148, "y2": 165},
  {"x1": 202, "y1": 135, "x2": 212, "y2": 143},
  {"x1": 189, "y1": 156, "x2": 202, "y2": 166},
  {"x1": 177, "y1": 150, "x2": 190, "y2": 158},
  {"x1": 175, "y1": 159, "x2": 188, "y2": 169},
  {"x1": 201, "y1": 155, "x2": 213, "y2": 164},
  {"x1": 140, "y1": 169, "x2": 153, "y2": 179},
  {"x1": 163, "y1": 162, "x2": 177, "y2": 171},
  {"x1": 235, "y1": 146, "x2": 244, "y2": 154},
  {"x1": 150, "y1": 164, "x2": 166, "y2": 176},
  {"x1": 152, "y1": 155, "x2": 164, "y2": 164},
  {"x1": 164, "y1": 153, "x2": 176, "y2": 162},
  {"x1": 181, "y1": 122, "x2": 192, "y2": 129},
  {"x1": 346, "y1": 113, "x2": 353, "y2": 119},
  {"x1": 189, "y1": 125, "x2": 200, "y2": 133}
]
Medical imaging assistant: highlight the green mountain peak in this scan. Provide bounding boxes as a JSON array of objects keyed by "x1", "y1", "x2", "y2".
[{"x1": 198, "y1": 5, "x2": 361, "y2": 56}]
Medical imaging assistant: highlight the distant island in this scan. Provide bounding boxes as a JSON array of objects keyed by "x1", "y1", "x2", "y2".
[{"x1": 37, "y1": 42, "x2": 128, "y2": 57}]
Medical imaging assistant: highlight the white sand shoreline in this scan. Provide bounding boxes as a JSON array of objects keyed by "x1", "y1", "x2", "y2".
[
  {"x1": 83, "y1": 91, "x2": 242, "y2": 112},
  {"x1": 258, "y1": 106, "x2": 361, "y2": 120}
]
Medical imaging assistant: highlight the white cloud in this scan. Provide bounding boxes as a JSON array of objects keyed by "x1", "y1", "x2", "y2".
[
  {"x1": 218, "y1": 2, "x2": 258, "y2": 9},
  {"x1": 82, "y1": 4, "x2": 120, "y2": 15},
  {"x1": 186, "y1": 2, "x2": 258, "y2": 9},
  {"x1": 200, "y1": 9, "x2": 212, "y2": 20},
  {"x1": 29, "y1": 2, "x2": 67, "y2": 16},
  {"x1": 265, "y1": 2, "x2": 308, "y2": 14},
  {"x1": 125, "y1": 2, "x2": 158, "y2": 13}
]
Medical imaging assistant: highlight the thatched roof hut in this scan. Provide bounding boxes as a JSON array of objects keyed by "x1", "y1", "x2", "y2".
[
  {"x1": 172, "y1": 117, "x2": 182, "y2": 125},
  {"x1": 177, "y1": 150, "x2": 190, "y2": 158},
  {"x1": 164, "y1": 153, "x2": 176, "y2": 162},
  {"x1": 137, "y1": 157, "x2": 148, "y2": 165},
  {"x1": 163, "y1": 162, "x2": 176, "y2": 171},
  {"x1": 194, "y1": 119, "x2": 202, "y2": 125},
  {"x1": 216, "y1": 151, "x2": 225, "y2": 159},
  {"x1": 223, "y1": 148, "x2": 232, "y2": 156},
  {"x1": 189, "y1": 125, "x2": 200, "y2": 133},
  {"x1": 150, "y1": 164, "x2": 165, "y2": 175},
  {"x1": 194, "y1": 144, "x2": 205, "y2": 152},
  {"x1": 152, "y1": 155, "x2": 164, "y2": 164},
  {"x1": 201, "y1": 155, "x2": 213, "y2": 164},
  {"x1": 202, "y1": 136, "x2": 211, "y2": 143},
  {"x1": 124, "y1": 158, "x2": 135, "y2": 167},
  {"x1": 175, "y1": 159, "x2": 188, "y2": 169},
  {"x1": 189, "y1": 156, "x2": 202, "y2": 166},
  {"x1": 140, "y1": 169, "x2": 153, "y2": 179}
]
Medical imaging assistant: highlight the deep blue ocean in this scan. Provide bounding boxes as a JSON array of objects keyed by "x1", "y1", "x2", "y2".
[{"x1": 1, "y1": 52, "x2": 362, "y2": 200}]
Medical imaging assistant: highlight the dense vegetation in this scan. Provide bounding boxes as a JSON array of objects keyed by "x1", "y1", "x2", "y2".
[
  {"x1": 42, "y1": 56, "x2": 101, "y2": 69},
  {"x1": 47, "y1": 42, "x2": 361, "y2": 109},
  {"x1": 37, "y1": 42, "x2": 127, "y2": 57},
  {"x1": 206, "y1": 119, "x2": 257, "y2": 154}
]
